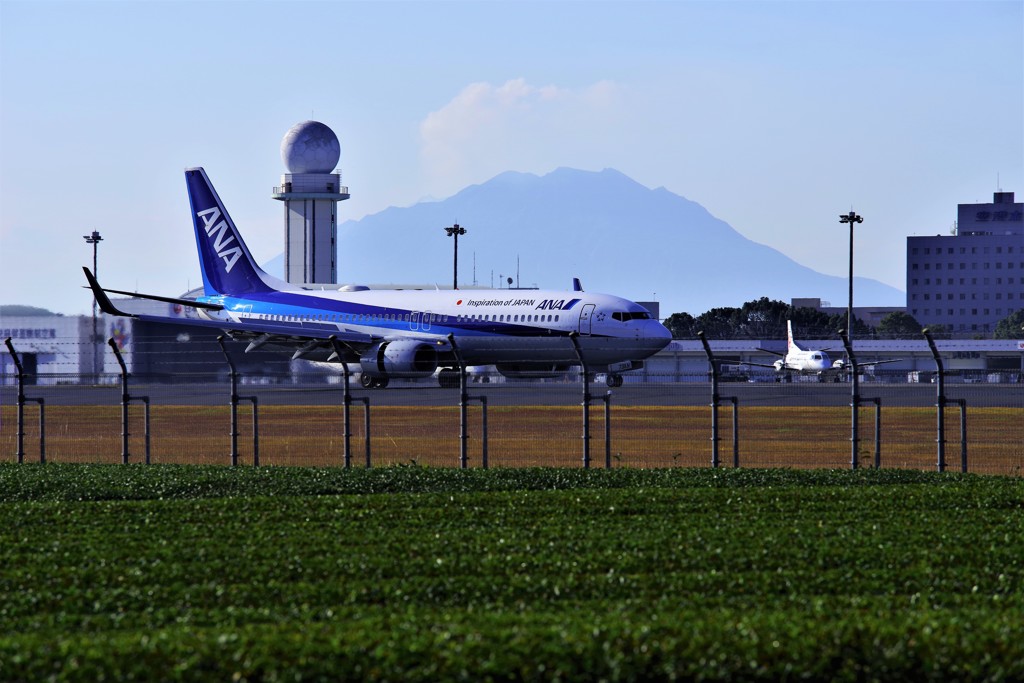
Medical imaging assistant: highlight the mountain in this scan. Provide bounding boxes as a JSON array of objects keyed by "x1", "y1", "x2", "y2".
[{"x1": 264, "y1": 168, "x2": 904, "y2": 318}]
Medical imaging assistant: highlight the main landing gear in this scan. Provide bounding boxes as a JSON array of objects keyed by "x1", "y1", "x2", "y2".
[
  {"x1": 360, "y1": 374, "x2": 389, "y2": 389},
  {"x1": 605, "y1": 373, "x2": 624, "y2": 387}
]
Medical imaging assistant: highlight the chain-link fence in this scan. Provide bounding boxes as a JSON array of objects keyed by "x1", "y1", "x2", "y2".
[{"x1": 3, "y1": 360, "x2": 1022, "y2": 474}]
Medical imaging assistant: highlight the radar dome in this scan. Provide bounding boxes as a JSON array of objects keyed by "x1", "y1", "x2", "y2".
[{"x1": 281, "y1": 120, "x2": 341, "y2": 174}]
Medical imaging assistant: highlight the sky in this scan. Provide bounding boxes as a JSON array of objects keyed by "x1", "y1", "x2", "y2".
[{"x1": 1, "y1": 0, "x2": 1021, "y2": 317}]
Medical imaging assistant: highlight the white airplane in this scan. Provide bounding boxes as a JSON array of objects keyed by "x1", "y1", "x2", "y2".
[
  {"x1": 743, "y1": 320, "x2": 897, "y2": 381},
  {"x1": 84, "y1": 167, "x2": 671, "y2": 388}
]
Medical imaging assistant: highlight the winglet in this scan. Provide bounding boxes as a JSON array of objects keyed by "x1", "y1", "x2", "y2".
[{"x1": 82, "y1": 267, "x2": 134, "y2": 317}]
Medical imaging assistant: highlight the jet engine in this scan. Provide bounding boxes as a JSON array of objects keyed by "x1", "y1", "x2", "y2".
[
  {"x1": 773, "y1": 359, "x2": 785, "y2": 372},
  {"x1": 359, "y1": 340, "x2": 438, "y2": 379}
]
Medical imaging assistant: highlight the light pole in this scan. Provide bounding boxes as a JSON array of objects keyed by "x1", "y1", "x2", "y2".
[
  {"x1": 444, "y1": 223, "x2": 466, "y2": 289},
  {"x1": 839, "y1": 211, "x2": 863, "y2": 341},
  {"x1": 83, "y1": 230, "x2": 103, "y2": 381}
]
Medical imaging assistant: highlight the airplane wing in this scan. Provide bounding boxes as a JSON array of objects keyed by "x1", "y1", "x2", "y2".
[
  {"x1": 740, "y1": 360, "x2": 784, "y2": 370},
  {"x1": 83, "y1": 267, "x2": 223, "y2": 315},
  {"x1": 851, "y1": 358, "x2": 903, "y2": 367},
  {"x1": 754, "y1": 348, "x2": 784, "y2": 357},
  {"x1": 82, "y1": 267, "x2": 438, "y2": 361}
]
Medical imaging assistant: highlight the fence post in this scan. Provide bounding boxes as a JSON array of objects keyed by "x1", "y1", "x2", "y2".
[
  {"x1": 871, "y1": 397, "x2": 881, "y2": 469},
  {"x1": 325, "y1": 337, "x2": 370, "y2": 468},
  {"x1": 923, "y1": 329, "x2": 947, "y2": 473},
  {"x1": 217, "y1": 336, "x2": 259, "y2": 467},
  {"x1": 954, "y1": 398, "x2": 968, "y2": 473},
  {"x1": 480, "y1": 395, "x2": 489, "y2": 469},
  {"x1": 361, "y1": 397, "x2": 371, "y2": 467},
  {"x1": 839, "y1": 330, "x2": 860, "y2": 470},
  {"x1": 603, "y1": 391, "x2": 612, "y2": 469},
  {"x1": 5, "y1": 337, "x2": 45, "y2": 464},
  {"x1": 328, "y1": 336, "x2": 353, "y2": 468},
  {"x1": 448, "y1": 334, "x2": 470, "y2": 469},
  {"x1": 698, "y1": 332, "x2": 739, "y2": 468},
  {"x1": 107, "y1": 338, "x2": 151, "y2": 464},
  {"x1": 728, "y1": 396, "x2": 739, "y2": 468},
  {"x1": 569, "y1": 332, "x2": 592, "y2": 469},
  {"x1": 447, "y1": 334, "x2": 488, "y2": 469}
]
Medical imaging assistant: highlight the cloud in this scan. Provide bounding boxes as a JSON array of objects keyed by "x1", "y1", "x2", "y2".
[{"x1": 418, "y1": 78, "x2": 621, "y2": 197}]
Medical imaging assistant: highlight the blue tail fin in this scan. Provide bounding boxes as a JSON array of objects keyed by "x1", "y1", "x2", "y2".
[{"x1": 185, "y1": 167, "x2": 275, "y2": 295}]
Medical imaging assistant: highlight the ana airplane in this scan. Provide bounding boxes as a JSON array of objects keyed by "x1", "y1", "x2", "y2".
[
  {"x1": 743, "y1": 320, "x2": 898, "y2": 381},
  {"x1": 84, "y1": 167, "x2": 671, "y2": 388}
]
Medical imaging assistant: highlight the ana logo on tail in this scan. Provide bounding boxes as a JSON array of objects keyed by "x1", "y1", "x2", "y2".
[{"x1": 197, "y1": 206, "x2": 243, "y2": 273}]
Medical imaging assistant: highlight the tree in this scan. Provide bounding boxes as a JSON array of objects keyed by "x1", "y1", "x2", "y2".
[
  {"x1": 664, "y1": 298, "x2": 872, "y2": 339},
  {"x1": 664, "y1": 312, "x2": 697, "y2": 339},
  {"x1": 737, "y1": 298, "x2": 791, "y2": 339},
  {"x1": 693, "y1": 307, "x2": 743, "y2": 339},
  {"x1": 876, "y1": 311, "x2": 923, "y2": 338},
  {"x1": 993, "y1": 308, "x2": 1024, "y2": 339}
]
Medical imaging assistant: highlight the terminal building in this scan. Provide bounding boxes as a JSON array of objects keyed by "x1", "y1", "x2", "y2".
[{"x1": 907, "y1": 191, "x2": 1023, "y2": 334}]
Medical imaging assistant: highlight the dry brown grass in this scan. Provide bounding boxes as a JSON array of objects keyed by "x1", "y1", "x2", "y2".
[{"x1": 2, "y1": 404, "x2": 1021, "y2": 475}]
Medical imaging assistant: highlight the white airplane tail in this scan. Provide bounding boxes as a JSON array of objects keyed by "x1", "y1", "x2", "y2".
[{"x1": 787, "y1": 320, "x2": 805, "y2": 352}]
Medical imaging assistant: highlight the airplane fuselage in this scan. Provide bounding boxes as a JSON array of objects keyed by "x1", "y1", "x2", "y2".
[
  {"x1": 778, "y1": 349, "x2": 833, "y2": 374},
  {"x1": 192, "y1": 287, "x2": 668, "y2": 366}
]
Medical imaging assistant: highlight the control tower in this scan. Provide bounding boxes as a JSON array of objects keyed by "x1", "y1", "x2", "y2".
[{"x1": 272, "y1": 120, "x2": 350, "y2": 284}]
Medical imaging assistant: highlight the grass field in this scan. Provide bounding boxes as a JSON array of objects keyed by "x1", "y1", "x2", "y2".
[
  {"x1": 3, "y1": 404, "x2": 1022, "y2": 474},
  {"x1": 0, "y1": 464, "x2": 1022, "y2": 681}
]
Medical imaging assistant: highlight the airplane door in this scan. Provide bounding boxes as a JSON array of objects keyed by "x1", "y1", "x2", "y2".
[
  {"x1": 410, "y1": 312, "x2": 420, "y2": 331},
  {"x1": 578, "y1": 304, "x2": 595, "y2": 335},
  {"x1": 423, "y1": 311, "x2": 432, "y2": 331}
]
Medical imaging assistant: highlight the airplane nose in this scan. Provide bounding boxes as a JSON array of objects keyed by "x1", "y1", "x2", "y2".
[{"x1": 647, "y1": 320, "x2": 672, "y2": 349}]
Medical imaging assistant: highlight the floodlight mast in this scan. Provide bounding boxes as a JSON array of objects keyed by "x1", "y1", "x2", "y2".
[
  {"x1": 444, "y1": 223, "x2": 467, "y2": 289},
  {"x1": 839, "y1": 211, "x2": 863, "y2": 342}
]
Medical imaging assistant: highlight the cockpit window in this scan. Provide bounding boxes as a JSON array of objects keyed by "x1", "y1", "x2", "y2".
[{"x1": 612, "y1": 311, "x2": 652, "y2": 322}]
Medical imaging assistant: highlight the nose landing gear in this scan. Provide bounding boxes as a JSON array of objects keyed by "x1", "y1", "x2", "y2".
[{"x1": 605, "y1": 373, "x2": 624, "y2": 387}]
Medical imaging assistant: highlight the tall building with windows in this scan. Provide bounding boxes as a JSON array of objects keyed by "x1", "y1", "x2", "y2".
[{"x1": 907, "y1": 191, "x2": 1023, "y2": 334}]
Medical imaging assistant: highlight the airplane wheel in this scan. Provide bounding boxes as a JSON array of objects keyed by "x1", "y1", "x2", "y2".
[
  {"x1": 360, "y1": 374, "x2": 375, "y2": 389},
  {"x1": 438, "y1": 369, "x2": 460, "y2": 388},
  {"x1": 373, "y1": 376, "x2": 389, "y2": 389},
  {"x1": 606, "y1": 374, "x2": 623, "y2": 387}
]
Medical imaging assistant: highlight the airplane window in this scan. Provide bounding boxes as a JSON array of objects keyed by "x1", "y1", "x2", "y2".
[
  {"x1": 613, "y1": 311, "x2": 652, "y2": 321},
  {"x1": 555, "y1": 315, "x2": 559, "y2": 322}
]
